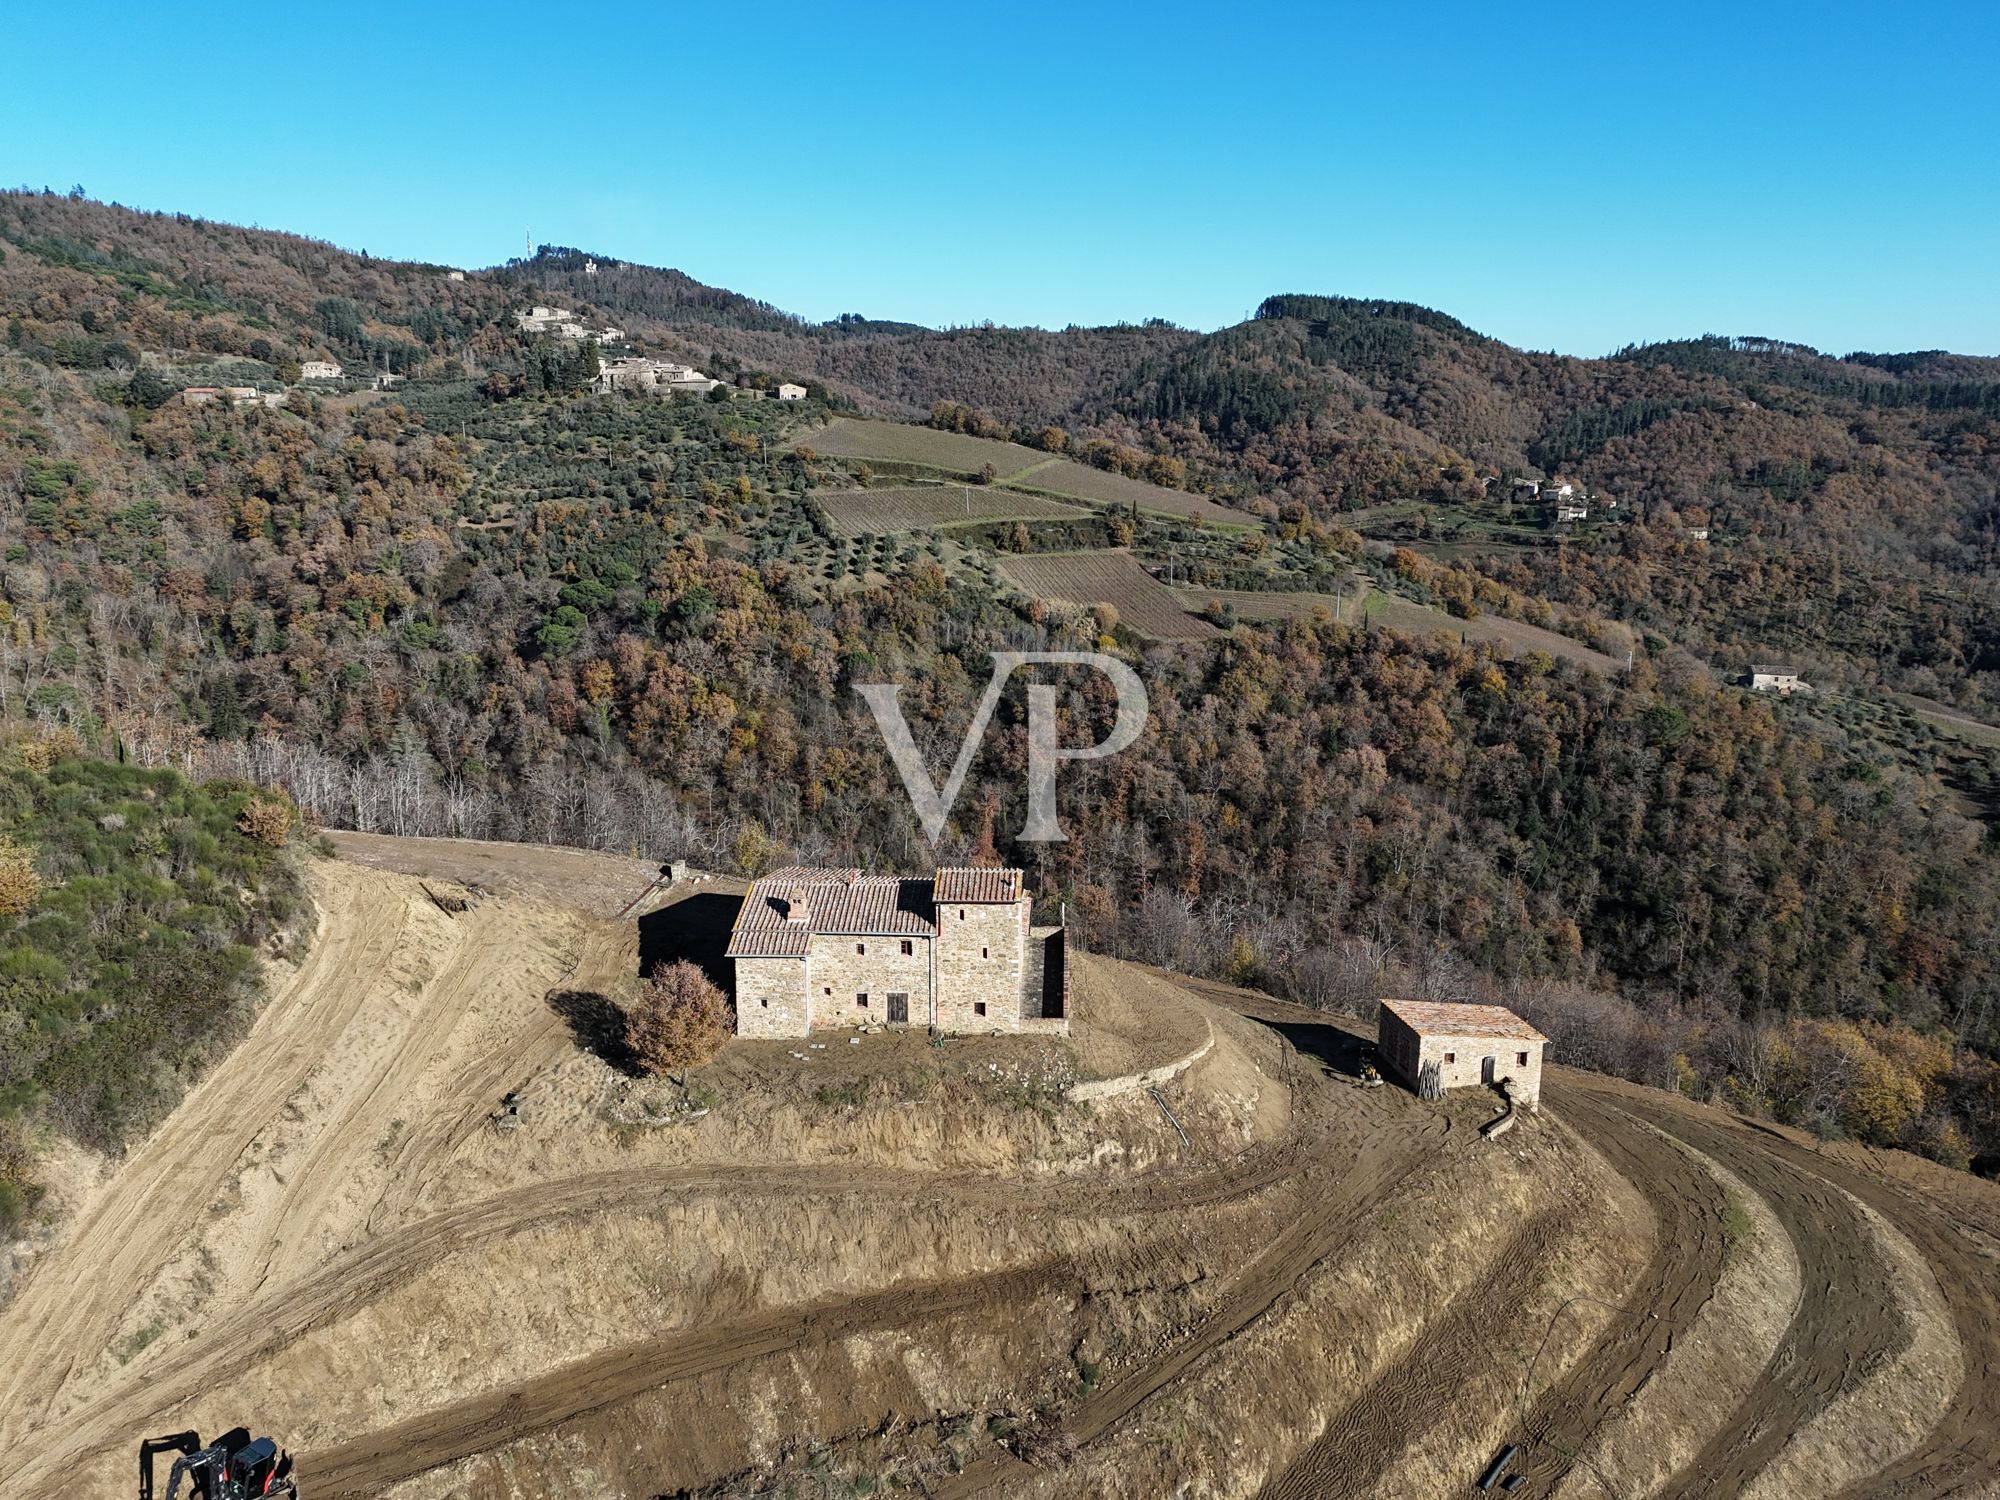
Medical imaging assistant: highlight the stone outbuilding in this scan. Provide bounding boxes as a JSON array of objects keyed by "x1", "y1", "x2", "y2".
[
  {"x1": 1376, "y1": 999, "x2": 1546, "y2": 1110},
  {"x1": 725, "y1": 866, "x2": 1066, "y2": 1038}
]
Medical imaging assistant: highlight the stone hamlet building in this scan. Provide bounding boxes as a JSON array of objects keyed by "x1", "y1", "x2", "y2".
[
  {"x1": 726, "y1": 867, "x2": 1067, "y2": 1038},
  {"x1": 1376, "y1": 999, "x2": 1547, "y2": 1109}
]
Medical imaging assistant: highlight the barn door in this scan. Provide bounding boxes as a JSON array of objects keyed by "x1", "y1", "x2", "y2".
[
  {"x1": 1481, "y1": 1055, "x2": 1497, "y2": 1084},
  {"x1": 887, "y1": 992, "x2": 909, "y2": 1025}
]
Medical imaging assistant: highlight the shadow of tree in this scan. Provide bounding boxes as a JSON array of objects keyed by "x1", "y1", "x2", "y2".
[{"x1": 547, "y1": 989, "x2": 640, "y2": 1077}]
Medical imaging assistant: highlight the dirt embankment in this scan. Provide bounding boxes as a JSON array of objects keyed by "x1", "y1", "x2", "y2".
[{"x1": 4, "y1": 838, "x2": 1998, "y2": 1500}]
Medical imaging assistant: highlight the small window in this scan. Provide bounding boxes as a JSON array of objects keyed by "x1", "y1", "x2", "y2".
[
  {"x1": 959, "y1": 908, "x2": 966, "y2": 920},
  {"x1": 1443, "y1": 1051, "x2": 1455, "y2": 1064},
  {"x1": 857, "y1": 992, "x2": 869, "y2": 1007},
  {"x1": 823, "y1": 986, "x2": 832, "y2": 995},
  {"x1": 856, "y1": 942, "x2": 866, "y2": 955},
  {"x1": 974, "y1": 1002, "x2": 987, "y2": 1017},
  {"x1": 1517, "y1": 1051, "x2": 1528, "y2": 1066},
  {"x1": 981, "y1": 945, "x2": 989, "y2": 959},
  {"x1": 759, "y1": 997, "x2": 768, "y2": 1008},
  {"x1": 900, "y1": 939, "x2": 913, "y2": 956}
]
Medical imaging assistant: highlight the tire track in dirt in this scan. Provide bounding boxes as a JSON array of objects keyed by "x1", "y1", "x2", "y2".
[
  {"x1": 234, "y1": 897, "x2": 480, "y2": 1297},
  {"x1": 242, "y1": 899, "x2": 575, "y2": 1289},
  {"x1": 0, "y1": 867, "x2": 408, "y2": 1444},
  {"x1": 365, "y1": 914, "x2": 634, "y2": 1234},
  {"x1": 1621, "y1": 1098, "x2": 1912, "y2": 1500},
  {"x1": 933, "y1": 1108, "x2": 1459, "y2": 1498},
  {"x1": 297, "y1": 1262, "x2": 1085, "y2": 1500},
  {"x1": 1768, "y1": 1137, "x2": 2000, "y2": 1500},
  {"x1": 1506, "y1": 1086, "x2": 1734, "y2": 1492},
  {"x1": 14, "y1": 1120, "x2": 1353, "y2": 1499},
  {"x1": 1260, "y1": 1204, "x2": 1575, "y2": 1500}
]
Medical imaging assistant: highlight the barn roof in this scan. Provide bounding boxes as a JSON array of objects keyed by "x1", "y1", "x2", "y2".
[{"x1": 1378, "y1": 999, "x2": 1548, "y2": 1043}]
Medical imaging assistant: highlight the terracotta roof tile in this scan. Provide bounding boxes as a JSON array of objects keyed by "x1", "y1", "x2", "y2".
[
  {"x1": 933, "y1": 868, "x2": 1024, "y2": 904},
  {"x1": 726, "y1": 871, "x2": 935, "y2": 957}
]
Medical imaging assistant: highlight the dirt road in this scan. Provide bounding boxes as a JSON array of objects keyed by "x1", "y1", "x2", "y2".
[{"x1": 0, "y1": 867, "x2": 411, "y2": 1441}]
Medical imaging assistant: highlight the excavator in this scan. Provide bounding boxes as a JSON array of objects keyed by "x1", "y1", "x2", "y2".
[{"x1": 138, "y1": 1428, "x2": 296, "y2": 1499}]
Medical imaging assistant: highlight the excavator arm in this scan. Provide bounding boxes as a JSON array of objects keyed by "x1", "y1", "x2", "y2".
[{"x1": 137, "y1": 1433, "x2": 201, "y2": 1500}]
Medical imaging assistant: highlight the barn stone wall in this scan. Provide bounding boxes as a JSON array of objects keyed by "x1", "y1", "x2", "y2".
[{"x1": 1415, "y1": 1034, "x2": 1544, "y2": 1109}]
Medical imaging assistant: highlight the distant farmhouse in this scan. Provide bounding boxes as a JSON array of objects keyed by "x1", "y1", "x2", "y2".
[
  {"x1": 1686, "y1": 526, "x2": 1710, "y2": 542},
  {"x1": 180, "y1": 386, "x2": 263, "y2": 408},
  {"x1": 594, "y1": 356, "x2": 721, "y2": 396},
  {"x1": 1377, "y1": 999, "x2": 1546, "y2": 1109},
  {"x1": 726, "y1": 866, "x2": 1066, "y2": 1038},
  {"x1": 1746, "y1": 664, "x2": 1809, "y2": 695},
  {"x1": 1550, "y1": 498, "x2": 1589, "y2": 524},
  {"x1": 776, "y1": 382, "x2": 808, "y2": 401},
  {"x1": 298, "y1": 360, "x2": 343, "y2": 380}
]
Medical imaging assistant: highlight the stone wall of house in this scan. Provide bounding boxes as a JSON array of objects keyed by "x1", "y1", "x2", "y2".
[
  {"x1": 1378, "y1": 1006, "x2": 1422, "y2": 1083},
  {"x1": 805, "y1": 934, "x2": 932, "y2": 1028},
  {"x1": 934, "y1": 899, "x2": 1028, "y2": 1032},
  {"x1": 734, "y1": 956, "x2": 809, "y2": 1038},
  {"x1": 1415, "y1": 1034, "x2": 1544, "y2": 1109}
]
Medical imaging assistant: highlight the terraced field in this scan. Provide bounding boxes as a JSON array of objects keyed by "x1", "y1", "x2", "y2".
[
  {"x1": 813, "y1": 484, "x2": 1086, "y2": 538},
  {"x1": 1176, "y1": 585, "x2": 1360, "y2": 623},
  {"x1": 996, "y1": 549, "x2": 1223, "y2": 639},
  {"x1": 791, "y1": 418, "x2": 1251, "y2": 527},
  {"x1": 1004, "y1": 457, "x2": 1254, "y2": 526},
  {"x1": 790, "y1": 417, "x2": 1048, "y2": 477},
  {"x1": 1901, "y1": 694, "x2": 2000, "y2": 748}
]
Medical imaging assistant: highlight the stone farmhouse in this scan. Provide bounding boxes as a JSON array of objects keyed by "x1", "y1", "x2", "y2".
[
  {"x1": 776, "y1": 382, "x2": 808, "y2": 401},
  {"x1": 1746, "y1": 663, "x2": 1808, "y2": 694},
  {"x1": 298, "y1": 360, "x2": 343, "y2": 380},
  {"x1": 726, "y1": 866, "x2": 1067, "y2": 1038},
  {"x1": 594, "y1": 356, "x2": 721, "y2": 396},
  {"x1": 1376, "y1": 999, "x2": 1546, "y2": 1109}
]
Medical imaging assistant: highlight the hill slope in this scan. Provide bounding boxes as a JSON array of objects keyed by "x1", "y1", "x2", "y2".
[{"x1": 2, "y1": 841, "x2": 1996, "y2": 1499}]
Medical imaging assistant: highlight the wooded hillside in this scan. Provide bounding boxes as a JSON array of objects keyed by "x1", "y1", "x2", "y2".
[{"x1": 1, "y1": 189, "x2": 1996, "y2": 1170}]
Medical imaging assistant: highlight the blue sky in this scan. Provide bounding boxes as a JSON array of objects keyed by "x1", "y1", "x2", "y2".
[{"x1": 4, "y1": 1, "x2": 1995, "y2": 355}]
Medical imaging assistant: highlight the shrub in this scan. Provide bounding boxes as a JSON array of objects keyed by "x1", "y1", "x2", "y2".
[
  {"x1": 236, "y1": 794, "x2": 294, "y2": 847},
  {"x1": 626, "y1": 960, "x2": 733, "y2": 1080},
  {"x1": 0, "y1": 838, "x2": 41, "y2": 915}
]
